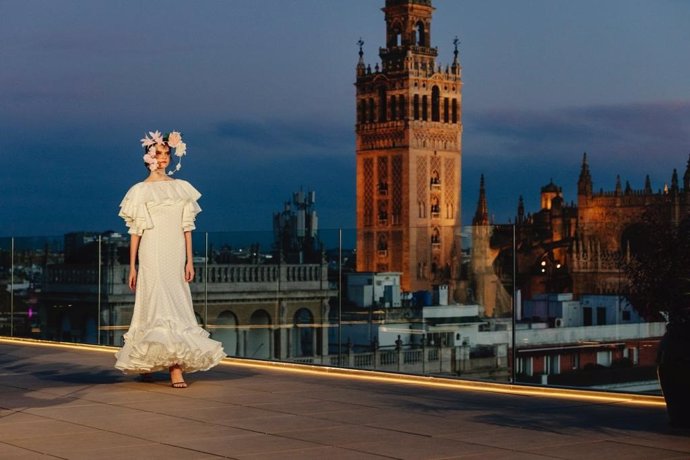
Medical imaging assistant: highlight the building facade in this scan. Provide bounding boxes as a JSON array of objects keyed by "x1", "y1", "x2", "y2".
[{"x1": 355, "y1": 0, "x2": 462, "y2": 294}]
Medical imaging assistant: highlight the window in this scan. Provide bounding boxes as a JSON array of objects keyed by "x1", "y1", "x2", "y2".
[
  {"x1": 368, "y1": 98, "x2": 375, "y2": 123},
  {"x1": 422, "y1": 95, "x2": 428, "y2": 121},
  {"x1": 413, "y1": 94, "x2": 419, "y2": 120},
  {"x1": 443, "y1": 98, "x2": 449, "y2": 123},
  {"x1": 583, "y1": 307, "x2": 592, "y2": 326},
  {"x1": 416, "y1": 21, "x2": 425, "y2": 46},
  {"x1": 596, "y1": 350, "x2": 612, "y2": 367},
  {"x1": 596, "y1": 307, "x2": 607, "y2": 326},
  {"x1": 399, "y1": 95, "x2": 406, "y2": 119},
  {"x1": 390, "y1": 95, "x2": 397, "y2": 120},
  {"x1": 451, "y1": 99, "x2": 458, "y2": 123},
  {"x1": 431, "y1": 86, "x2": 440, "y2": 122},
  {"x1": 378, "y1": 87, "x2": 387, "y2": 122}
]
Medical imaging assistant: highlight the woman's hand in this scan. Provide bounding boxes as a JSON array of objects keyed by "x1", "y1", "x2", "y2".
[
  {"x1": 128, "y1": 267, "x2": 137, "y2": 292},
  {"x1": 185, "y1": 262, "x2": 195, "y2": 283}
]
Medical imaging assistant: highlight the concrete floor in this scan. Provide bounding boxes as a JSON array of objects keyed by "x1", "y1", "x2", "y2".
[{"x1": 0, "y1": 338, "x2": 688, "y2": 459}]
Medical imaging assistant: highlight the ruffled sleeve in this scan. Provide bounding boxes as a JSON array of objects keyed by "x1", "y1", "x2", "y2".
[
  {"x1": 177, "y1": 180, "x2": 202, "y2": 232},
  {"x1": 118, "y1": 184, "x2": 154, "y2": 235}
]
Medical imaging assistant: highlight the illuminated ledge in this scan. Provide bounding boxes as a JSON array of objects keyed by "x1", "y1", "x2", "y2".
[{"x1": 0, "y1": 336, "x2": 666, "y2": 408}]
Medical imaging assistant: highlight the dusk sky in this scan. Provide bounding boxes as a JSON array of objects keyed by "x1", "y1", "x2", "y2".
[{"x1": 1, "y1": 0, "x2": 689, "y2": 238}]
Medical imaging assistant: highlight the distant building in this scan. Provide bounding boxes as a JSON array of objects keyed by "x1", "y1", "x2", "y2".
[
  {"x1": 355, "y1": 0, "x2": 462, "y2": 294},
  {"x1": 471, "y1": 153, "x2": 690, "y2": 304}
]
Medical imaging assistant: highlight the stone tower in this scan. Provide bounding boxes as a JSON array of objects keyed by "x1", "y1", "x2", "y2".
[{"x1": 355, "y1": 0, "x2": 462, "y2": 293}]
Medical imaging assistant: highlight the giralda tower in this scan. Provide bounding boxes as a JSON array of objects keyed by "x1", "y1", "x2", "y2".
[{"x1": 355, "y1": 0, "x2": 462, "y2": 293}]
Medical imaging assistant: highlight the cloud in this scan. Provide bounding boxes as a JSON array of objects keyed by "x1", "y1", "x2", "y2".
[
  {"x1": 467, "y1": 100, "x2": 690, "y2": 161},
  {"x1": 215, "y1": 118, "x2": 352, "y2": 158}
]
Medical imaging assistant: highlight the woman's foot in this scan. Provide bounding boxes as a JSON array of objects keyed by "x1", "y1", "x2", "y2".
[
  {"x1": 169, "y1": 365, "x2": 187, "y2": 389},
  {"x1": 139, "y1": 373, "x2": 154, "y2": 383}
]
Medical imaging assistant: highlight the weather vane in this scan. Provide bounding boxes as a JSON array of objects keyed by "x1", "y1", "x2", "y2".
[
  {"x1": 358, "y1": 38, "x2": 364, "y2": 58},
  {"x1": 453, "y1": 36, "x2": 460, "y2": 59}
]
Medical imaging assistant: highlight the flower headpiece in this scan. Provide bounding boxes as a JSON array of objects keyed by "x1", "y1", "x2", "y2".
[{"x1": 140, "y1": 130, "x2": 187, "y2": 175}]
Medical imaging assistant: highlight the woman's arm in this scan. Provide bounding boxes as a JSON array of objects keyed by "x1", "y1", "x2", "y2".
[
  {"x1": 128, "y1": 234, "x2": 141, "y2": 291},
  {"x1": 184, "y1": 231, "x2": 195, "y2": 282}
]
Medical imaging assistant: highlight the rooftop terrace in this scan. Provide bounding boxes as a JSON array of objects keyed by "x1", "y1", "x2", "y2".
[{"x1": 0, "y1": 338, "x2": 688, "y2": 459}]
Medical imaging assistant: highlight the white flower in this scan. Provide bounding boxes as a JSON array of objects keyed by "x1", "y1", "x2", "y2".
[
  {"x1": 175, "y1": 142, "x2": 186, "y2": 157},
  {"x1": 167, "y1": 131, "x2": 182, "y2": 148},
  {"x1": 149, "y1": 130, "x2": 163, "y2": 145},
  {"x1": 140, "y1": 134, "x2": 155, "y2": 148},
  {"x1": 148, "y1": 162, "x2": 158, "y2": 172}
]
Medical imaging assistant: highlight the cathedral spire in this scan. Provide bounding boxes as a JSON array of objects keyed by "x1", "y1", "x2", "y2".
[
  {"x1": 577, "y1": 152, "x2": 592, "y2": 197},
  {"x1": 683, "y1": 153, "x2": 690, "y2": 191},
  {"x1": 517, "y1": 195, "x2": 525, "y2": 225},
  {"x1": 671, "y1": 168, "x2": 679, "y2": 192},
  {"x1": 473, "y1": 174, "x2": 489, "y2": 226},
  {"x1": 615, "y1": 175, "x2": 622, "y2": 196},
  {"x1": 644, "y1": 174, "x2": 652, "y2": 194}
]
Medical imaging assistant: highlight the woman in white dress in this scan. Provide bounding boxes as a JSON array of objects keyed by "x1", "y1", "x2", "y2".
[{"x1": 115, "y1": 130, "x2": 225, "y2": 388}]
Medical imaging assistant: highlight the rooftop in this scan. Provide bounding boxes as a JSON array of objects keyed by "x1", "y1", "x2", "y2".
[{"x1": 1, "y1": 338, "x2": 688, "y2": 459}]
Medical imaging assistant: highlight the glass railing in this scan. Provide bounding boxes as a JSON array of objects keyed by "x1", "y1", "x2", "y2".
[{"x1": 0, "y1": 226, "x2": 665, "y2": 395}]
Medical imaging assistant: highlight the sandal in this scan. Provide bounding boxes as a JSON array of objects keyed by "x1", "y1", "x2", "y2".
[{"x1": 169, "y1": 364, "x2": 187, "y2": 388}]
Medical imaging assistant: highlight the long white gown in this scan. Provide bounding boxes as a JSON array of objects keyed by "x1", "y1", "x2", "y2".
[{"x1": 114, "y1": 179, "x2": 225, "y2": 374}]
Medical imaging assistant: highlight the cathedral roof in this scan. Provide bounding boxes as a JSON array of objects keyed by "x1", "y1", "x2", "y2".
[{"x1": 541, "y1": 180, "x2": 560, "y2": 193}]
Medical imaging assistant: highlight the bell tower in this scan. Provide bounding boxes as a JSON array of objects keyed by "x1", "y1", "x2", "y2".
[{"x1": 355, "y1": 0, "x2": 462, "y2": 293}]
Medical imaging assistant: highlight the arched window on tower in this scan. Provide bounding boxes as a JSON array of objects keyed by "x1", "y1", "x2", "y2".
[
  {"x1": 431, "y1": 86, "x2": 440, "y2": 122},
  {"x1": 416, "y1": 21, "x2": 426, "y2": 47},
  {"x1": 451, "y1": 98, "x2": 458, "y2": 124},
  {"x1": 443, "y1": 98, "x2": 449, "y2": 123},
  {"x1": 369, "y1": 98, "x2": 375, "y2": 123},
  {"x1": 413, "y1": 94, "x2": 420, "y2": 120},
  {"x1": 388, "y1": 23, "x2": 402, "y2": 48},
  {"x1": 422, "y1": 95, "x2": 428, "y2": 121},
  {"x1": 378, "y1": 87, "x2": 387, "y2": 122},
  {"x1": 390, "y1": 95, "x2": 397, "y2": 120},
  {"x1": 399, "y1": 95, "x2": 406, "y2": 120},
  {"x1": 360, "y1": 99, "x2": 367, "y2": 124}
]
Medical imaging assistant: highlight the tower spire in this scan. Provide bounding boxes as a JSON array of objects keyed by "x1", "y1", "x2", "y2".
[
  {"x1": 683, "y1": 153, "x2": 690, "y2": 191},
  {"x1": 577, "y1": 152, "x2": 592, "y2": 197},
  {"x1": 671, "y1": 168, "x2": 679, "y2": 192},
  {"x1": 356, "y1": 38, "x2": 365, "y2": 76},
  {"x1": 451, "y1": 36, "x2": 461, "y2": 75},
  {"x1": 517, "y1": 195, "x2": 525, "y2": 225},
  {"x1": 473, "y1": 174, "x2": 489, "y2": 226}
]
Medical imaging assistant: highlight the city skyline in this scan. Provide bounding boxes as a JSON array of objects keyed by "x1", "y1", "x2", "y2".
[{"x1": 1, "y1": 0, "x2": 689, "y2": 236}]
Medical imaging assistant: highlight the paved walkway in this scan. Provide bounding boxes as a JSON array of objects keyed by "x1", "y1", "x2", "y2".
[{"x1": 0, "y1": 338, "x2": 688, "y2": 459}]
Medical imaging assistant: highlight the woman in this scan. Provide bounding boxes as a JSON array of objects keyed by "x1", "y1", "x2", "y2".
[{"x1": 114, "y1": 130, "x2": 225, "y2": 388}]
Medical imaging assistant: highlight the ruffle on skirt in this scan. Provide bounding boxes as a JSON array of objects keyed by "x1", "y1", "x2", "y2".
[{"x1": 115, "y1": 319, "x2": 225, "y2": 374}]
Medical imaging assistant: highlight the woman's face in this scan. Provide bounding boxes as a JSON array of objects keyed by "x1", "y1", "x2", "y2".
[{"x1": 154, "y1": 144, "x2": 171, "y2": 170}]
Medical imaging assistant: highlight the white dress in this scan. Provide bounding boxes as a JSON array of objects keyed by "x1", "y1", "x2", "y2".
[{"x1": 114, "y1": 179, "x2": 225, "y2": 374}]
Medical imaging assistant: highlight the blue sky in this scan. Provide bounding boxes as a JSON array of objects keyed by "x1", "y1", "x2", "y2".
[{"x1": 1, "y1": 0, "x2": 689, "y2": 236}]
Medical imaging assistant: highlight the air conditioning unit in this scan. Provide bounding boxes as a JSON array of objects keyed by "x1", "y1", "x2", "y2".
[{"x1": 554, "y1": 317, "x2": 564, "y2": 328}]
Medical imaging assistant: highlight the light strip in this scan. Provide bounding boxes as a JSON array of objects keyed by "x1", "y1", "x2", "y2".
[
  {"x1": 217, "y1": 359, "x2": 665, "y2": 407},
  {"x1": 0, "y1": 337, "x2": 665, "y2": 407}
]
